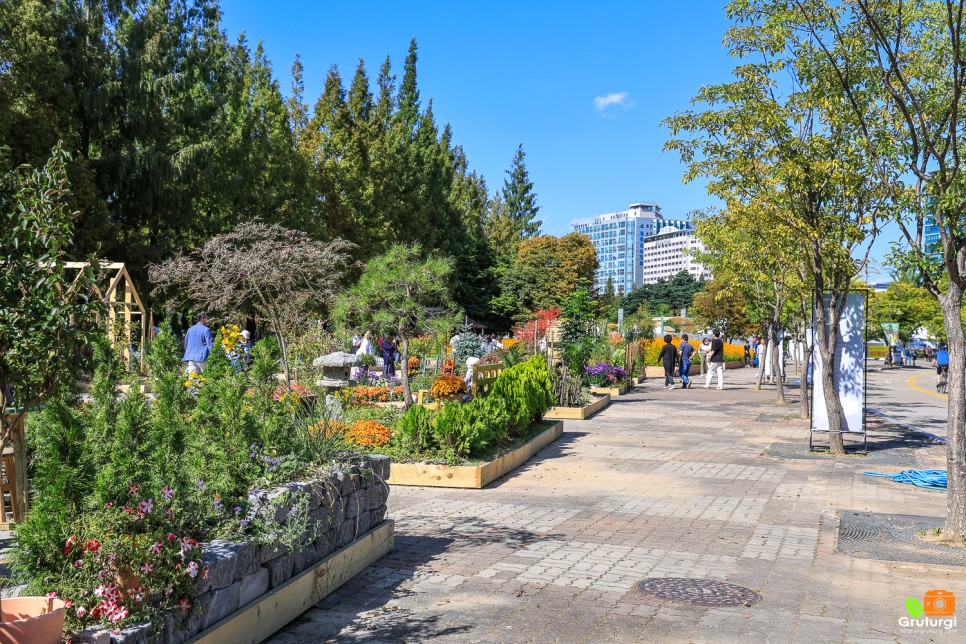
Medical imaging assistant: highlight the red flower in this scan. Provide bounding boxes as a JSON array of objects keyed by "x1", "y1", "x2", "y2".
[
  {"x1": 178, "y1": 597, "x2": 191, "y2": 614},
  {"x1": 84, "y1": 539, "x2": 101, "y2": 552},
  {"x1": 62, "y1": 536, "x2": 78, "y2": 555},
  {"x1": 165, "y1": 532, "x2": 177, "y2": 541},
  {"x1": 45, "y1": 592, "x2": 58, "y2": 598}
]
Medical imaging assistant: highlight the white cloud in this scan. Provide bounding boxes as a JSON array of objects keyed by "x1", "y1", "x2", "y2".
[{"x1": 593, "y1": 92, "x2": 634, "y2": 112}]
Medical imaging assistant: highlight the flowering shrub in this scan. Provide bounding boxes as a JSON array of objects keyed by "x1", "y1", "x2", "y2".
[
  {"x1": 48, "y1": 482, "x2": 214, "y2": 631},
  {"x1": 643, "y1": 337, "x2": 744, "y2": 364},
  {"x1": 514, "y1": 308, "x2": 560, "y2": 345},
  {"x1": 407, "y1": 356, "x2": 421, "y2": 375},
  {"x1": 347, "y1": 386, "x2": 405, "y2": 405},
  {"x1": 583, "y1": 362, "x2": 628, "y2": 386},
  {"x1": 346, "y1": 420, "x2": 392, "y2": 448},
  {"x1": 430, "y1": 375, "x2": 467, "y2": 398}
]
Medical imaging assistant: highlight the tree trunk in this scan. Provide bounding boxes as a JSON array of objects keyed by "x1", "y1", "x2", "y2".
[
  {"x1": 400, "y1": 333, "x2": 413, "y2": 409},
  {"x1": 772, "y1": 323, "x2": 786, "y2": 404},
  {"x1": 940, "y1": 283, "x2": 966, "y2": 541},
  {"x1": 814, "y1": 296, "x2": 845, "y2": 455}
]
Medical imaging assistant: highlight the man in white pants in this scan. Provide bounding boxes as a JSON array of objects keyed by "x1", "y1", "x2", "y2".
[{"x1": 704, "y1": 329, "x2": 725, "y2": 390}]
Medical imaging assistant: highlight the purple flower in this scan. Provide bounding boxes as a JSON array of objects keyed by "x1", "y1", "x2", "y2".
[
  {"x1": 240, "y1": 519, "x2": 250, "y2": 527},
  {"x1": 197, "y1": 478, "x2": 205, "y2": 491},
  {"x1": 234, "y1": 506, "x2": 241, "y2": 513}
]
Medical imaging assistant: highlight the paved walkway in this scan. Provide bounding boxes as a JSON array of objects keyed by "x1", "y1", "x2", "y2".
[{"x1": 272, "y1": 368, "x2": 963, "y2": 642}]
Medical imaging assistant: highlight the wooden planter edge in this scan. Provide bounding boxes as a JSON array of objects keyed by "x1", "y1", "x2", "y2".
[
  {"x1": 386, "y1": 421, "x2": 564, "y2": 489},
  {"x1": 544, "y1": 394, "x2": 611, "y2": 420},
  {"x1": 589, "y1": 384, "x2": 629, "y2": 396},
  {"x1": 188, "y1": 519, "x2": 394, "y2": 644}
]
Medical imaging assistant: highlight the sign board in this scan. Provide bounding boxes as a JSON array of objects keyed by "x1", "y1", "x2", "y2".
[
  {"x1": 881, "y1": 322, "x2": 899, "y2": 346},
  {"x1": 811, "y1": 293, "x2": 867, "y2": 433}
]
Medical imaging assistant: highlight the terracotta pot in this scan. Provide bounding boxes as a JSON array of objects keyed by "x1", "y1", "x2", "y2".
[{"x1": 0, "y1": 597, "x2": 66, "y2": 644}]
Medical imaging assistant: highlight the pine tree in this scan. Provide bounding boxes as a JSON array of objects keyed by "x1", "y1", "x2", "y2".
[{"x1": 501, "y1": 144, "x2": 542, "y2": 240}]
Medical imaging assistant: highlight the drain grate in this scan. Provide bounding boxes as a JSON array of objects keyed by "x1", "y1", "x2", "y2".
[
  {"x1": 837, "y1": 511, "x2": 966, "y2": 567},
  {"x1": 637, "y1": 578, "x2": 761, "y2": 607}
]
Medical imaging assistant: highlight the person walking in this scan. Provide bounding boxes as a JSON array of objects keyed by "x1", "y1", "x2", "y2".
[
  {"x1": 679, "y1": 334, "x2": 696, "y2": 389},
  {"x1": 381, "y1": 335, "x2": 398, "y2": 378},
  {"x1": 183, "y1": 312, "x2": 214, "y2": 374},
  {"x1": 704, "y1": 329, "x2": 725, "y2": 390},
  {"x1": 743, "y1": 341, "x2": 751, "y2": 367},
  {"x1": 658, "y1": 334, "x2": 677, "y2": 389},
  {"x1": 698, "y1": 337, "x2": 712, "y2": 375}
]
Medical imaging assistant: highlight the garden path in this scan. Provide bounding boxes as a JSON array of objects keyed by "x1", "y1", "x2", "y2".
[{"x1": 271, "y1": 367, "x2": 962, "y2": 642}]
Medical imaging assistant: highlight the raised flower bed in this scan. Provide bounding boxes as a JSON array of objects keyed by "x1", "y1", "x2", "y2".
[
  {"x1": 584, "y1": 363, "x2": 630, "y2": 396},
  {"x1": 75, "y1": 456, "x2": 393, "y2": 643},
  {"x1": 11, "y1": 329, "x2": 395, "y2": 642},
  {"x1": 544, "y1": 394, "x2": 611, "y2": 420},
  {"x1": 386, "y1": 421, "x2": 562, "y2": 488}
]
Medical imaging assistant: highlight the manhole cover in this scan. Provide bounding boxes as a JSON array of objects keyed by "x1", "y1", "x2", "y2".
[{"x1": 637, "y1": 578, "x2": 761, "y2": 607}]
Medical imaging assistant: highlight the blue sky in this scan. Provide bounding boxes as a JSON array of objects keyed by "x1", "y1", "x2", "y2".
[{"x1": 219, "y1": 0, "x2": 896, "y2": 279}]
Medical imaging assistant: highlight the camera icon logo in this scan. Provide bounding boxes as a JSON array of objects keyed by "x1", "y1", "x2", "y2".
[{"x1": 924, "y1": 590, "x2": 956, "y2": 617}]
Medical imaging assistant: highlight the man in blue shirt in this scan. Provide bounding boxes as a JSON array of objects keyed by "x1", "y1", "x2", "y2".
[
  {"x1": 934, "y1": 344, "x2": 949, "y2": 388},
  {"x1": 183, "y1": 313, "x2": 214, "y2": 374}
]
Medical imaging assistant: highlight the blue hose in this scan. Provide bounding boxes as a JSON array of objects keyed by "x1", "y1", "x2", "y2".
[{"x1": 863, "y1": 469, "x2": 947, "y2": 490}]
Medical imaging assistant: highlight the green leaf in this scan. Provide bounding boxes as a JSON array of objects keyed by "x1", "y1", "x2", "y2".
[{"x1": 906, "y1": 598, "x2": 925, "y2": 618}]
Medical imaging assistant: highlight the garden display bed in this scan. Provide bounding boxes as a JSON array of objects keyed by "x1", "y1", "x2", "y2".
[
  {"x1": 386, "y1": 421, "x2": 563, "y2": 488},
  {"x1": 590, "y1": 384, "x2": 630, "y2": 397},
  {"x1": 544, "y1": 395, "x2": 610, "y2": 420},
  {"x1": 76, "y1": 455, "x2": 393, "y2": 644}
]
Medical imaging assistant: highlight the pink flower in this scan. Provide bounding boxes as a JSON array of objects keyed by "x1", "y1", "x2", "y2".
[
  {"x1": 184, "y1": 561, "x2": 199, "y2": 578},
  {"x1": 62, "y1": 536, "x2": 78, "y2": 555},
  {"x1": 140, "y1": 562, "x2": 154, "y2": 575},
  {"x1": 97, "y1": 570, "x2": 108, "y2": 581},
  {"x1": 180, "y1": 536, "x2": 198, "y2": 552},
  {"x1": 64, "y1": 601, "x2": 73, "y2": 609},
  {"x1": 149, "y1": 540, "x2": 163, "y2": 555},
  {"x1": 75, "y1": 606, "x2": 87, "y2": 617},
  {"x1": 45, "y1": 592, "x2": 58, "y2": 598},
  {"x1": 104, "y1": 502, "x2": 114, "y2": 508},
  {"x1": 178, "y1": 597, "x2": 191, "y2": 614},
  {"x1": 107, "y1": 552, "x2": 117, "y2": 564},
  {"x1": 165, "y1": 532, "x2": 177, "y2": 541},
  {"x1": 94, "y1": 583, "x2": 113, "y2": 598},
  {"x1": 131, "y1": 587, "x2": 144, "y2": 602},
  {"x1": 139, "y1": 499, "x2": 154, "y2": 514},
  {"x1": 110, "y1": 605, "x2": 129, "y2": 623},
  {"x1": 163, "y1": 486, "x2": 174, "y2": 500},
  {"x1": 73, "y1": 559, "x2": 84, "y2": 568},
  {"x1": 128, "y1": 483, "x2": 139, "y2": 495},
  {"x1": 202, "y1": 565, "x2": 210, "y2": 580},
  {"x1": 84, "y1": 539, "x2": 101, "y2": 552}
]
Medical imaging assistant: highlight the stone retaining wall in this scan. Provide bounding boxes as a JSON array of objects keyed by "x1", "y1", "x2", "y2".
[{"x1": 78, "y1": 454, "x2": 390, "y2": 644}]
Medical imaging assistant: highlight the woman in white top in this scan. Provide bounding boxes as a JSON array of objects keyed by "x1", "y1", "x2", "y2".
[{"x1": 357, "y1": 331, "x2": 374, "y2": 355}]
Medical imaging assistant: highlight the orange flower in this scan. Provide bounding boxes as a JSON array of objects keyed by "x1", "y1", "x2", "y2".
[{"x1": 346, "y1": 420, "x2": 392, "y2": 448}]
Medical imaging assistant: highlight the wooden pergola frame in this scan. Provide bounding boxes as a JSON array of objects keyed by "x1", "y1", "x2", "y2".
[{"x1": 65, "y1": 262, "x2": 149, "y2": 371}]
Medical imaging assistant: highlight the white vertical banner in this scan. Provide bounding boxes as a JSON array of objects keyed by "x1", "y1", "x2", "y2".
[{"x1": 811, "y1": 293, "x2": 866, "y2": 433}]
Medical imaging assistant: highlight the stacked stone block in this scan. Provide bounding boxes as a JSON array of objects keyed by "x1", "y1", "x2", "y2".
[{"x1": 76, "y1": 454, "x2": 390, "y2": 644}]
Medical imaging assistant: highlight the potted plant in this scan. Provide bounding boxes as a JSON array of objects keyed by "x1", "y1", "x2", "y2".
[
  {"x1": 0, "y1": 594, "x2": 67, "y2": 644},
  {"x1": 430, "y1": 374, "x2": 467, "y2": 403}
]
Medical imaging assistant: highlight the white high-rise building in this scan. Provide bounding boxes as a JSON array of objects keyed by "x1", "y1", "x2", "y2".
[
  {"x1": 640, "y1": 227, "x2": 712, "y2": 283},
  {"x1": 571, "y1": 202, "x2": 710, "y2": 293}
]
